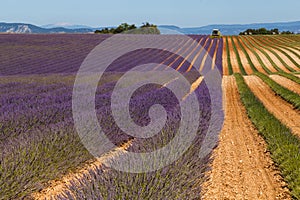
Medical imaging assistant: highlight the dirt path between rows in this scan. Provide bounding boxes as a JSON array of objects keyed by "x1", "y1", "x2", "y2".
[
  {"x1": 271, "y1": 39, "x2": 300, "y2": 56},
  {"x1": 233, "y1": 37, "x2": 253, "y2": 75},
  {"x1": 258, "y1": 37, "x2": 300, "y2": 70},
  {"x1": 252, "y1": 47, "x2": 278, "y2": 73},
  {"x1": 248, "y1": 37, "x2": 290, "y2": 73},
  {"x1": 276, "y1": 46, "x2": 300, "y2": 66},
  {"x1": 31, "y1": 141, "x2": 133, "y2": 199},
  {"x1": 238, "y1": 37, "x2": 272, "y2": 74},
  {"x1": 270, "y1": 75, "x2": 300, "y2": 95},
  {"x1": 227, "y1": 37, "x2": 240, "y2": 74},
  {"x1": 201, "y1": 76, "x2": 290, "y2": 200},
  {"x1": 223, "y1": 38, "x2": 229, "y2": 75},
  {"x1": 257, "y1": 47, "x2": 291, "y2": 72},
  {"x1": 267, "y1": 48, "x2": 299, "y2": 71},
  {"x1": 244, "y1": 76, "x2": 300, "y2": 137}
]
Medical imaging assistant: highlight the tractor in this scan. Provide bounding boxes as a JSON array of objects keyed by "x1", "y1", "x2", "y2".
[{"x1": 210, "y1": 29, "x2": 222, "y2": 38}]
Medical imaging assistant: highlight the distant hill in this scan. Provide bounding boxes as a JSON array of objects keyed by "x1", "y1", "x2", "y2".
[
  {"x1": 0, "y1": 22, "x2": 94, "y2": 33},
  {"x1": 159, "y1": 21, "x2": 300, "y2": 35},
  {"x1": 41, "y1": 23, "x2": 94, "y2": 29},
  {"x1": 0, "y1": 21, "x2": 299, "y2": 35}
]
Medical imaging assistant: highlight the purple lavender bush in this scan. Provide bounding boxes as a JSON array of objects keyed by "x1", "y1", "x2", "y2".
[{"x1": 0, "y1": 34, "x2": 223, "y2": 199}]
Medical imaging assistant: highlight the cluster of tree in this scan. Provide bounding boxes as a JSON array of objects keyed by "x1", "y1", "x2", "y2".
[
  {"x1": 140, "y1": 22, "x2": 157, "y2": 28},
  {"x1": 95, "y1": 23, "x2": 136, "y2": 34},
  {"x1": 239, "y1": 28, "x2": 295, "y2": 35},
  {"x1": 281, "y1": 31, "x2": 295, "y2": 35},
  {"x1": 95, "y1": 22, "x2": 159, "y2": 34}
]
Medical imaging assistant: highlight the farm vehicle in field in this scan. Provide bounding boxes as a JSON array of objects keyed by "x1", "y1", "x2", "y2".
[{"x1": 210, "y1": 29, "x2": 222, "y2": 38}]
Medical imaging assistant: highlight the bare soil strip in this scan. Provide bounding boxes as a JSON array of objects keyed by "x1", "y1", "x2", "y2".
[
  {"x1": 285, "y1": 46, "x2": 300, "y2": 54},
  {"x1": 278, "y1": 36, "x2": 297, "y2": 43},
  {"x1": 227, "y1": 37, "x2": 240, "y2": 73},
  {"x1": 263, "y1": 36, "x2": 300, "y2": 60},
  {"x1": 254, "y1": 47, "x2": 290, "y2": 73},
  {"x1": 238, "y1": 38, "x2": 266, "y2": 73},
  {"x1": 270, "y1": 75, "x2": 300, "y2": 95},
  {"x1": 264, "y1": 36, "x2": 300, "y2": 53},
  {"x1": 248, "y1": 37, "x2": 290, "y2": 73},
  {"x1": 277, "y1": 46, "x2": 300, "y2": 66},
  {"x1": 223, "y1": 38, "x2": 229, "y2": 75},
  {"x1": 32, "y1": 141, "x2": 133, "y2": 199},
  {"x1": 202, "y1": 76, "x2": 290, "y2": 200},
  {"x1": 251, "y1": 47, "x2": 278, "y2": 73},
  {"x1": 241, "y1": 37, "x2": 278, "y2": 73},
  {"x1": 244, "y1": 76, "x2": 300, "y2": 137},
  {"x1": 267, "y1": 48, "x2": 299, "y2": 71},
  {"x1": 233, "y1": 37, "x2": 253, "y2": 74},
  {"x1": 183, "y1": 76, "x2": 203, "y2": 100}
]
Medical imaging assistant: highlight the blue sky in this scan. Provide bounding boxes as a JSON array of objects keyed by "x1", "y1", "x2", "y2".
[{"x1": 1, "y1": 0, "x2": 299, "y2": 27}]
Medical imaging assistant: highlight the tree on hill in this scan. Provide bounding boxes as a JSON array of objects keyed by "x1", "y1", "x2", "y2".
[
  {"x1": 281, "y1": 31, "x2": 294, "y2": 35},
  {"x1": 95, "y1": 22, "x2": 160, "y2": 34},
  {"x1": 95, "y1": 23, "x2": 137, "y2": 34},
  {"x1": 239, "y1": 28, "x2": 281, "y2": 35},
  {"x1": 113, "y1": 23, "x2": 137, "y2": 34},
  {"x1": 141, "y1": 22, "x2": 157, "y2": 28}
]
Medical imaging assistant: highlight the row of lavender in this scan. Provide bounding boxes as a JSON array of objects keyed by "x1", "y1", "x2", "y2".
[
  {"x1": 0, "y1": 34, "x2": 109, "y2": 75},
  {"x1": 58, "y1": 78, "x2": 215, "y2": 200},
  {"x1": 0, "y1": 34, "x2": 222, "y2": 75},
  {"x1": 0, "y1": 34, "x2": 223, "y2": 199}
]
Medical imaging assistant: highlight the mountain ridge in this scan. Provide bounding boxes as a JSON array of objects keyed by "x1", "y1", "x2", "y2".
[
  {"x1": 0, "y1": 21, "x2": 299, "y2": 35},
  {"x1": 0, "y1": 22, "x2": 94, "y2": 33},
  {"x1": 159, "y1": 21, "x2": 300, "y2": 35}
]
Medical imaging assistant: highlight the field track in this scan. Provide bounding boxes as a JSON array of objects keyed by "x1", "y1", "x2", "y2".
[
  {"x1": 270, "y1": 74, "x2": 300, "y2": 95},
  {"x1": 227, "y1": 37, "x2": 240, "y2": 73},
  {"x1": 255, "y1": 37, "x2": 299, "y2": 71},
  {"x1": 222, "y1": 38, "x2": 229, "y2": 75},
  {"x1": 246, "y1": 40, "x2": 278, "y2": 73},
  {"x1": 232, "y1": 37, "x2": 253, "y2": 74},
  {"x1": 32, "y1": 141, "x2": 133, "y2": 199},
  {"x1": 201, "y1": 76, "x2": 290, "y2": 199},
  {"x1": 248, "y1": 37, "x2": 292, "y2": 72},
  {"x1": 237, "y1": 37, "x2": 267, "y2": 73},
  {"x1": 244, "y1": 76, "x2": 300, "y2": 137}
]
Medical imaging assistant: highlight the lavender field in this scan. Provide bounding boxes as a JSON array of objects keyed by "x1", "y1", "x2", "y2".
[{"x1": 0, "y1": 34, "x2": 223, "y2": 199}]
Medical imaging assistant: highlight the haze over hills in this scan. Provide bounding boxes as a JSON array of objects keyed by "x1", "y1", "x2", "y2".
[
  {"x1": 176, "y1": 21, "x2": 300, "y2": 35},
  {"x1": 0, "y1": 21, "x2": 299, "y2": 35},
  {"x1": 41, "y1": 23, "x2": 94, "y2": 30},
  {"x1": 0, "y1": 22, "x2": 94, "y2": 33}
]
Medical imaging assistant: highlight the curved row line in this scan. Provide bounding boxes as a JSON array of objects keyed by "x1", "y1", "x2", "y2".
[{"x1": 224, "y1": 36, "x2": 300, "y2": 75}]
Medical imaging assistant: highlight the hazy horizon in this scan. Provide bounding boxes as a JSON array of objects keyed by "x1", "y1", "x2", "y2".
[{"x1": 1, "y1": 0, "x2": 300, "y2": 28}]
